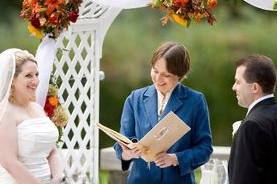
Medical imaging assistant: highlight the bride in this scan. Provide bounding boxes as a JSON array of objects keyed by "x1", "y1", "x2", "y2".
[{"x1": 0, "y1": 49, "x2": 64, "y2": 184}]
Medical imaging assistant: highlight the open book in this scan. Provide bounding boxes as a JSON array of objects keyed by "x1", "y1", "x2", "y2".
[{"x1": 97, "y1": 111, "x2": 191, "y2": 162}]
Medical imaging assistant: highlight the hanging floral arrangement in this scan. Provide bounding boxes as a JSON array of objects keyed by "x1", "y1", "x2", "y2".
[
  {"x1": 44, "y1": 76, "x2": 69, "y2": 143},
  {"x1": 151, "y1": 0, "x2": 217, "y2": 27},
  {"x1": 20, "y1": 0, "x2": 83, "y2": 39}
]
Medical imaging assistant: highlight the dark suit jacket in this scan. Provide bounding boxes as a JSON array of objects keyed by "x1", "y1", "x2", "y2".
[
  {"x1": 114, "y1": 84, "x2": 212, "y2": 184},
  {"x1": 228, "y1": 97, "x2": 277, "y2": 184}
]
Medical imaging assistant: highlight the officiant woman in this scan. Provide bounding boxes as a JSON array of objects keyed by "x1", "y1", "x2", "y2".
[{"x1": 114, "y1": 42, "x2": 213, "y2": 184}]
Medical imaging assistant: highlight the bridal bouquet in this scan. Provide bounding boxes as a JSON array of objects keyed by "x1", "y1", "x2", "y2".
[
  {"x1": 152, "y1": 0, "x2": 217, "y2": 27},
  {"x1": 44, "y1": 77, "x2": 68, "y2": 143},
  {"x1": 20, "y1": 0, "x2": 83, "y2": 39}
]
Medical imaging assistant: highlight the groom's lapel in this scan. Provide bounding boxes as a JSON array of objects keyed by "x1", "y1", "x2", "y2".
[{"x1": 247, "y1": 97, "x2": 276, "y2": 118}]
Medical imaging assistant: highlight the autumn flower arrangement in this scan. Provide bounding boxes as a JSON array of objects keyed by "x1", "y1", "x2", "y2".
[
  {"x1": 20, "y1": 0, "x2": 83, "y2": 39},
  {"x1": 151, "y1": 0, "x2": 217, "y2": 27},
  {"x1": 44, "y1": 78, "x2": 68, "y2": 143}
]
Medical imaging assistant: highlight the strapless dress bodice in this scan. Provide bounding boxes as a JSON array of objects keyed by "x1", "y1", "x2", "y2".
[{"x1": 0, "y1": 117, "x2": 58, "y2": 184}]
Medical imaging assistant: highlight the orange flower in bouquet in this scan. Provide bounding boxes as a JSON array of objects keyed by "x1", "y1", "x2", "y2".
[
  {"x1": 152, "y1": 0, "x2": 217, "y2": 27},
  {"x1": 20, "y1": 0, "x2": 83, "y2": 39},
  {"x1": 44, "y1": 82, "x2": 69, "y2": 143}
]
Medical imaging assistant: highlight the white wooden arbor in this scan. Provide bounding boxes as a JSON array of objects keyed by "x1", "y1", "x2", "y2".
[
  {"x1": 51, "y1": 0, "x2": 150, "y2": 183},
  {"x1": 52, "y1": 2, "x2": 121, "y2": 183},
  {"x1": 50, "y1": 0, "x2": 275, "y2": 183}
]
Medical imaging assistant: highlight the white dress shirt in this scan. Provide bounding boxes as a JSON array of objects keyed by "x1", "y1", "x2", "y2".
[
  {"x1": 246, "y1": 94, "x2": 274, "y2": 116},
  {"x1": 157, "y1": 86, "x2": 176, "y2": 117},
  {"x1": 232, "y1": 94, "x2": 274, "y2": 136}
]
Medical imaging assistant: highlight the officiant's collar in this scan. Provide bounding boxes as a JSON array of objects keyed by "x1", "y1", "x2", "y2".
[{"x1": 156, "y1": 83, "x2": 177, "y2": 100}]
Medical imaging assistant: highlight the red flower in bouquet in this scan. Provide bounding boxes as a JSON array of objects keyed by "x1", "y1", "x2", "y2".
[
  {"x1": 44, "y1": 83, "x2": 69, "y2": 143},
  {"x1": 49, "y1": 13, "x2": 59, "y2": 25},
  {"x1": 20, "y1": 0, "x2": 83, "y2": 39},
  {"x1": 31, "y1": 16, "x2": 41, "y2": 28},
  {"x1": 173, "y1": 0, "x2": 189, "y2": 6},
  {"x1": 44, "y1": 98, "x2": 55, "y2": 117},
  {"x1": 68, "y1": 11, "x2": 79, "y2": 23}
]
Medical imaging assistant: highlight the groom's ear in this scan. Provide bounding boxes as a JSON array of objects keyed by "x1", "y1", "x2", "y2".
[{"x1": 252, "y1": 82, "x2": 263, "y2": 95}]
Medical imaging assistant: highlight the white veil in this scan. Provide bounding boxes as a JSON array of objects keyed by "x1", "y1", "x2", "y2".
[{"x1": 0, "y1": 49, "x2": 20, "y2": 122}]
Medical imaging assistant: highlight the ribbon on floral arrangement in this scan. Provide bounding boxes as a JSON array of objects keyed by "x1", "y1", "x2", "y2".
[
  {"x1": 92, "y1": 0, "x2": 150, "y2": 9},
  {"x1": 243, "y1": 0, "x2": 277, "y2": 11},
  {"x1": 35, "y1": 36, "x2": 56, "y2": 106}
]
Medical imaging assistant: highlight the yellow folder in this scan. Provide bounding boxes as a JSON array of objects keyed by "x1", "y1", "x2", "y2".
[{"x1": 97, "y1": 111, "x2": 191, "y2": 162}]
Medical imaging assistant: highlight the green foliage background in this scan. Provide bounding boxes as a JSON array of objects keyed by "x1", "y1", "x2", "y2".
[
  {"x1": 0, "y1": 0, "x2": 276, "y2": 149},
  {"x1": 99, "y1": 1, "x2": 277, "y2": 148}
]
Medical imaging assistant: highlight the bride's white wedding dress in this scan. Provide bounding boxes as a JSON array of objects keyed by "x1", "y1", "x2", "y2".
[{"x1": 0, "y1": 117, "x2": 58, "y2": 184}]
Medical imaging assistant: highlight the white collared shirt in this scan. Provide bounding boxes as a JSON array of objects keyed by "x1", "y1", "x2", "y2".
[
  {"x1": 157, "y1": 85, "x2": 177, "y2": 116},
  {"x1": 246, "y1": 94, "x2": 274, "y2": 116}
]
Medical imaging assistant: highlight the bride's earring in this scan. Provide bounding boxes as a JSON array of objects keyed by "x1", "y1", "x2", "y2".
[{"x1": 9, "y1": 84, "x2": 15, "y2": 103}]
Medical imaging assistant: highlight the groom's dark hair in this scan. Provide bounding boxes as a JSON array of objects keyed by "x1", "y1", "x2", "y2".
[{"x1": 236, "y1": 55, "x2": 276, "y2": 94}]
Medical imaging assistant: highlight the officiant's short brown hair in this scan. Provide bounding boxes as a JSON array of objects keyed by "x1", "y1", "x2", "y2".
[{"x1": 151, "y1": 42, "x2": 190, "y2": 81}]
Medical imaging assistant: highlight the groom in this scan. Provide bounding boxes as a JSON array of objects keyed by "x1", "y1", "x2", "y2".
[{"x1": 228, "y1": 55, "x2": 277, "y2": 184}]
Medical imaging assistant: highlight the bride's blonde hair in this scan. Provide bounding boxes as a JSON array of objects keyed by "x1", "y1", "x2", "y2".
[{"x1": 13, "y1": 50, "x2": 37, "y2": 78}]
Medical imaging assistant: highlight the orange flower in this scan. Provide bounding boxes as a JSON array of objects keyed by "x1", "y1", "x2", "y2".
[
  {"x1": 44, "y1": 0, "x2": 64, "y2": 6},
  {"x1": 173, "y1": 0, "x2": 189, "y2": 7},
  {"x1": 193, "y1": 12, "x2": 205, "y2": 22},
  {"x1": 31, "y1": 2, "x2": 43, "y2": 14},
  {"x1": 207, "y1": 0, "x2": 217, "y2": 9},
  {"x1": 45, "y1": 0, "x2": 64, "y2": 15},
  {"x1": 23, "y1": 0, "x2": 38, "y2": 7},
  {"x1": 28, "y1": 0, "x2": 38, "y2": 4},
  {"x1": 49, "y1": 96, "x2": 59, "y2": 107}
]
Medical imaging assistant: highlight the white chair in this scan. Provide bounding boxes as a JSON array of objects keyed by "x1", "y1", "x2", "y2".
[{"x1": 199, "y1": 159, "x2": 229, "y2": 184}]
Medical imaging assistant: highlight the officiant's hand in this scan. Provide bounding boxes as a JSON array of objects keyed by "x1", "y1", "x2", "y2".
[
  {"x1": 120, "y1": 143, "x2": 143, "y2": 161},
  {"x1": 154, "y1": 152, "x2": 179, "y2": 168}
]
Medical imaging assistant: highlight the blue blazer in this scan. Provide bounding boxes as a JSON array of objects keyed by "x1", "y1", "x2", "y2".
[{"x1": 114, "y1": 83, "x2": 213, "y2": 184}]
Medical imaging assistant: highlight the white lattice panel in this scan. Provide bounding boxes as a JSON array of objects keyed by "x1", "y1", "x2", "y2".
[
  {"x1": 79, "y1": 0, "x2": 109, "y2": 19},
  {"x1": 54, "y1": 31, "x2": 97, "y2": 183},
  {"x1": 51, "y1": 1, "x2": 122, "y2": 183}
]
